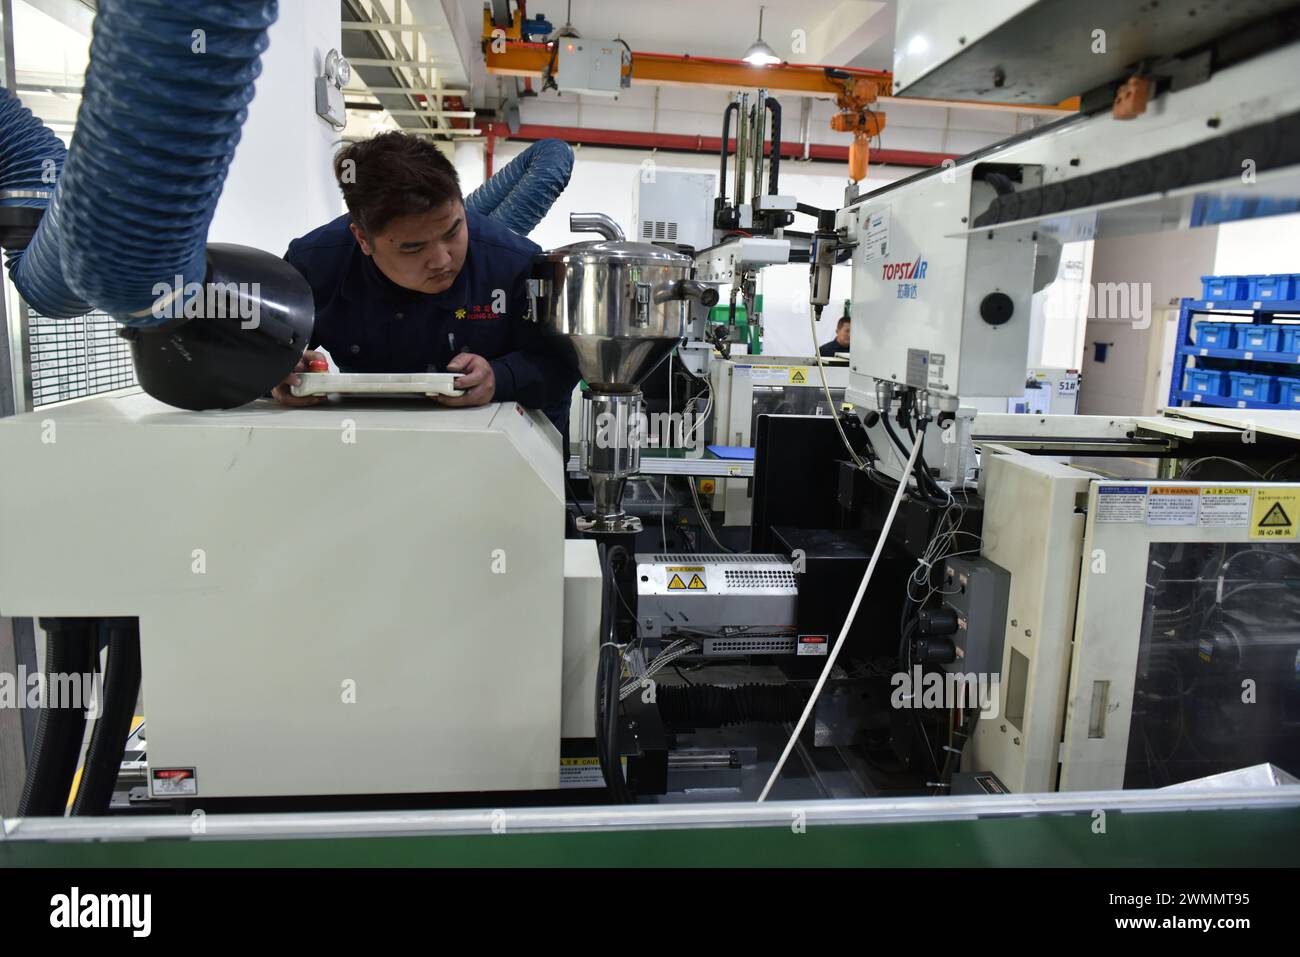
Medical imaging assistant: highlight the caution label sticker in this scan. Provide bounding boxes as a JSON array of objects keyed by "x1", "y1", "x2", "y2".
[
  {"x1": 1199, "y1": 487, "x2": 1252, "y2": 528},
  {"x1": 797, "y1": 634, "x2": 829, "y2": 656},
  {"x1": 788, "y1": 367, "x2": 809, "y2": 384},
  {"x1": 560, "y1": 756, "x2": 624, "y2": 789},
  {"x1": 744, "y1": 365, "x2": 791, "y2": 384},
  {"x1": 666, "y1": 568, "x2": 708, "y2": 591},
  {"x1": 1146, "y1": 486, "x2": 1199, "y2": 526},
  {"x1": 1251, "y1": 489, "x2": 1299, "y2": 540},
  {"x1": 150, "y1": 767, "x2": 197, "y2": 797}
]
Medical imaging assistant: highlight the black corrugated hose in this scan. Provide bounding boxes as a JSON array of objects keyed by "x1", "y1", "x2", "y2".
[
  {"x1": 71, "y1": 619, "x2": 140, "y2": 815},
  {"x1": 17, "y1": 618, "x2": 96, "y2": 816},
  {"x1": 596, "y1": 545, "x2": 634, "y2": 802}
]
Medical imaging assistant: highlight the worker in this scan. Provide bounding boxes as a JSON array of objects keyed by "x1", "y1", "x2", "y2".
[
  {"x1": 819, "y1": 312, "x2": 851, "y2": 357},
  {"x1": 273, "y1": 131, "x2": 578, "y2": 430}
]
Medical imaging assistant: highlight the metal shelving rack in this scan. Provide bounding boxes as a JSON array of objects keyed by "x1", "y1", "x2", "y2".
[{"x1": 1168, "y1": 295, "x2": 1300, "y2": 410}]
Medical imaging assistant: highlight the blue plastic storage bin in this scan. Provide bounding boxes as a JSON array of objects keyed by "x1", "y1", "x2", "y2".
[
  {"x1": 1238, "y1": 325, "x2": 1281, "y2": 352},
  {"x1": 1200, "y1": 275, "x2": 1249, "y2": 300},
  {"x1": 1184, "y1": 369, "x2": 1228, "y2": 396},
  {"x1": 1277, "y1": 377, "x2": 1300, "y2": 406},
  {"x1": 1248, "y1": 274, "x2": 1297, "y2": 301},
  {"x1": 1194, "y1": 322, "x2": 1236, "y2": 348},
  {"x1": 1278, "y1": 325, "x2": 1300, "y2": 354},
  {"x1": 1227, "y1": 371, "x2": 1277, "y2": 403}
]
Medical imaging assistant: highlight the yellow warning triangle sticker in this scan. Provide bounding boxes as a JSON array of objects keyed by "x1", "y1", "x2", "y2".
[
  {"x1": 667, "y1": 574, "x2": 687, "y2": 590},
  {"x1": 790, "y1": 369, "x2": 806, "y2": 384},
  {"x1": 1259, "y1": 502, "x2": 1292, "y2": 527},
  {"x1": 687, "y1": 574, "x2": 707, "y2": 590}
]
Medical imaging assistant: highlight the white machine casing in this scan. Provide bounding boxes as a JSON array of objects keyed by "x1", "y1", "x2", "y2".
[
  {"x1": 840, "y1": 171, "x2": 1040, "y2": 401},
  {"x1": 0, "y1": 395, "x2": 601, "y2": 799},
  {"x1": 634, "y1": 170, "x2": 716, "y2": 253}
]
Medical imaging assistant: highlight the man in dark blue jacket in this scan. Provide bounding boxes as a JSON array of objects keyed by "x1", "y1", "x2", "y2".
[{"x1": 274, "y1": 132, "x2": 577, "y2": 429}]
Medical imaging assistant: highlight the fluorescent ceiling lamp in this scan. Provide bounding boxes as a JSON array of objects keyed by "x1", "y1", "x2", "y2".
[{"x1": 743, "y1": 6, "x2": 782, "y2": 66}]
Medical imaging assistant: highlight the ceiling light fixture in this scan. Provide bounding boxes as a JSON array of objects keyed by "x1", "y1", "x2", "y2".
[{"x1": 743, "y1": 6, "x2": 782, "y2": 66}]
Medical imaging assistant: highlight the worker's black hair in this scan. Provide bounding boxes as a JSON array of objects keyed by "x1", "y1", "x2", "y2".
[
  {"x1": 333, "y1": 131, "x2": 462, "y2": 237},
  {"x1": 836, "y1": 316, "x2": 851, "y2": 328}
]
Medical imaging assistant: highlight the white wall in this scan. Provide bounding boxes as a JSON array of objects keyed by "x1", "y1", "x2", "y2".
[
  {"x1": 1079, "y1": 226, "x2": 1219, "y2": 416},
  {"x1": 482, "y1": 139, "x2": 906, "y2": 356},
  {"x1": 1213, "y1": 212, "x2": 1300, "y2": 276},
  {"x1": 207, "y1": 5, "x2": 343, "y2": 255}
]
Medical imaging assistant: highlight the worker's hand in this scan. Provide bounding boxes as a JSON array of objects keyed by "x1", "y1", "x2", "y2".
[
  {"x1": 438, "y1": 352, "x2": 495, "y2": 407},
  {"x1": 270, "y1": 349, "x2": 328, "y2": 407}
]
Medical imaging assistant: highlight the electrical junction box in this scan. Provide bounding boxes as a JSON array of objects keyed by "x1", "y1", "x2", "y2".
[
  {"x1": 635, "y1": 553, "x2": 798, "y2": 655},
  {"x1": 557, "y1": 37, "x2": 623, "y2": 97},
  {"x1": 940, "y1": 555, "x2": 1011, "y2": 676},
  {"x1": 634, "y1": 170, "x2": 716, "y2": 253}
]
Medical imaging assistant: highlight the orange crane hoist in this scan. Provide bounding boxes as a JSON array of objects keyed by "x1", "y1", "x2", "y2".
[{"x1": 830, "y1": 77, "x2": 886, "y2": 181}]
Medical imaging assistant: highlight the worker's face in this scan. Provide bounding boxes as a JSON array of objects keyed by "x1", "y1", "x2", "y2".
[
  {"x1": 836, "y1": 323, "x2": 851, "y2": 347},
  {"x1": 351, "y1": 200, "x2": 469, "y2": 294}
]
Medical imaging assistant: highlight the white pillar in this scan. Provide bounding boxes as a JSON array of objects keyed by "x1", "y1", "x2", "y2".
[{"x1": 207, "y1": 5, "x2": 343, "y2": 256}]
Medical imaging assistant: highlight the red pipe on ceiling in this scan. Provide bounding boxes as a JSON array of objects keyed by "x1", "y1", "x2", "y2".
[{"x1": 500, "y1": 123, "x2": 956, "y2": 168}]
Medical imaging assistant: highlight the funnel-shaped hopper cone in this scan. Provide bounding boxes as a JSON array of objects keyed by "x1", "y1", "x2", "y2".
[{"x1": 530, "y1": 214, "x2": 710, "y2": 392}]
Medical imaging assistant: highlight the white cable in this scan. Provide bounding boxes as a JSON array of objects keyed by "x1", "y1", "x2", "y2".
[
  {"x1": 757, "y1": 428, "x2": 923, "y2": 802},
  {"x1": 689, "y1": 478, "x2": 733, "y2": 554},
  {"x1": 620, "y1": 638, "x2": 698, "y2": 700},
  {"x1": 809, "y1": 305, "x2": 866, "y2": 470},
  {"x1": 664, "y1": 352, "x2": 673, "y2": 549}
]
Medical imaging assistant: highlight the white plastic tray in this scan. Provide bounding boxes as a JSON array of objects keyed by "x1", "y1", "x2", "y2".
[{"x1": 290, "y1": 372, "x2": 464, "y2": 398}]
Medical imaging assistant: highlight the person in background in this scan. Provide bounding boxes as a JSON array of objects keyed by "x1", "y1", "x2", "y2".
[
  {"x1": 819, "y1": 308, "x2": 851, "y2": 357},
  {"x1": 273, "y1": 131, "x2": 578, "y2": 431}
]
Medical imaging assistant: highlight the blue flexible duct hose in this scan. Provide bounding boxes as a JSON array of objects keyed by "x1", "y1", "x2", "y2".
[
  {"x1": 465, "y1": 138, "x2": 574, "y2": 236},
  {"x1": 6, "y1": 0, "x2": 277, "y2": 325},
  {"x1": 0, "y1": 87, "x2": 91, "y2": 317}
]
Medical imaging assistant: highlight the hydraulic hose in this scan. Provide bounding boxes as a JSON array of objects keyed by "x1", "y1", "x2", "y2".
[
  {"x1": 71, "y1": 620, "x2": 141, "y2": 816},
  {"x1": 17, "y1": 619, "x2": 97, "y2": 817},
  {"x1": 465, "y1": 138, "x2": 574, "y2": 236}
]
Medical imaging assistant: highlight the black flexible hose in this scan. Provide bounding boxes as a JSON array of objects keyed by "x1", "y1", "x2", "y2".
[
  {"x1": 880, "y1": 408, "x2": 946, "y2": 505},
  {"x1": 71, "y1": 620, "x2": 141, "y2": 816},
  {"x1": 765, "y1": 97, "x2": 782, "y2": 195},
  {"x1": 596, "y1": 545, "x2": 633, "y2": 803},
  {"x1": 17, "y1": 619, "x2": 96, "y2": 817},
  {"x1": 718, "y1": 101, "x2": 739, "y2": 207},
  {"x1": 909, "y1": 420, "x2": 952, "y2": 506}
]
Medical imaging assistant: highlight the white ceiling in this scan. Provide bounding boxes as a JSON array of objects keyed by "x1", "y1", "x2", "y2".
[{"x1": 464, "y1": 0, "x2": 898, "y2": 71}]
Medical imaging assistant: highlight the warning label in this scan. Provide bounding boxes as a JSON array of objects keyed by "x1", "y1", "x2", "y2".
[
  {"x1": 797, "y1": 634, "x2": 829, "y2": 657},
  {"x1": 1147, "y1": 486, "x2": 1199, "y2": 526},
  {"x1": 1199, "y1": 487, "x2": 1252, "y2": 528},
  {"x1": 150, "y1": 768, "x2": 197, "y2": 797},
  {"x1": 1096, "y1": 485, "x2": 1147, "y2": 523},
  {"x1": 788, "y1": 367, "x2": 809, "y2": 384},
  {"x1": 1251, "y1": 490, "x2": 1299, "y2": 540},
  {"x1": 560, "y1": 756, "x2": 624, "y2": 789},
  {"x1": 744, "y1": 365, "x2": 791, "y2": 384},
  {"x1": 667, "y1": 570, "x2": 708, "y2": 590}
]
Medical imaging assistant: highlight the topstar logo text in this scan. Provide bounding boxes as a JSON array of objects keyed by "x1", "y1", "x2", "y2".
[{"x1": 881, "y1": 256, "x2": 929, "y2": 281}]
